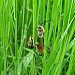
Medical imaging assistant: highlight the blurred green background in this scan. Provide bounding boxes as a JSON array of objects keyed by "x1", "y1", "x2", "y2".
[{"x1": 0, "y1": 0, "x2": 75, "y2": 75}]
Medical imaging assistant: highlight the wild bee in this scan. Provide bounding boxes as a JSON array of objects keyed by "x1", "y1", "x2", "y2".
[
  {"x1": 27, "y1": 25, "x2": 45, "y2": 49},
  {"x1": 22, "y1": 28, "x2": 33, "y2": 49},
  {"x1": 37, "y1": 25, "x2": 45, "y2": 39},
  {"x1": 27, "y1": 35, "x2": 50, "y2": 55},
  {"x1": 34, "y1": 42, "x2": 50, "y2": 56},
  {"x1": 37, "y1": 20, "x2": 53, "y2": 38},
  {"x1": 27, "y1": 35, "x2": 33, "y2": 49},
  {"x1": 35, "y1": 42, "x2": 43, "y2": 56}
]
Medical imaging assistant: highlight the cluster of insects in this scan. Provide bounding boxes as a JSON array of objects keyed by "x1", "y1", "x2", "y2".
[{"x1": 27, "y1": 25, "x2": 50, "y2": 56}]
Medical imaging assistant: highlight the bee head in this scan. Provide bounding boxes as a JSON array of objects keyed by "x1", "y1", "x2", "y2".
[{"x1": 37, "y1": 25, "x2": 45, "y2": 33}]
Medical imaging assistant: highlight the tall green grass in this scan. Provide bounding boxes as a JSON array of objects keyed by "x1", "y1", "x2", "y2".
[{"x1": 0, "y1": 0, "x2": 75, "y2": 75}]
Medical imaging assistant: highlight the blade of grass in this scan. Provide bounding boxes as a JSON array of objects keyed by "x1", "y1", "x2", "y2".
[
  {"x1": 32, "y1": 0, "x2": 37, "y2": 74},
  {"x1": 54, "y1": 36, "x2": 68, "y2": 75},
  {"x1": 2, "y1": 1, "x2": 10, "y2": 74},
  {"x1": 17, "y1": 52, "x2": 34, "y2": 75},
  {"x1": 15, "y1": 0, "x2": 18, "y2": 75},
  {"x1": 41, "y1": 0, "x2": 45, "y2": 26},
  {"x1": 66, "y1": 44, "x2": 75, "y2": 75}
]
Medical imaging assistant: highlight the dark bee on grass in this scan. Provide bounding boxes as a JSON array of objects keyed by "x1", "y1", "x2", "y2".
[
  {"x1": 37, "y1": 20, "x2": 53, "y2": 39},
  {"x1": 22, "y1": 27, "x2": 33, "y2": 49},
  {"x1": 34, "y1": 42, "x2": 43, "y2": 56},
  {"x1": 27, "y1": 35, "x2": 33, "y2": 49},
  {"x1": 34, "y1": 42, "x2": 50, "y2": 56},
  {"x1": 37, "y1": 25, "x2": 45, "y2": 39},
  {"x1": 23, "y1": 20, "x2": 52, "y2": 55}
]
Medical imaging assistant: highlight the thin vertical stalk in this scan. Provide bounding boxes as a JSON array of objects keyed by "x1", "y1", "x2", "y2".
[
  {"x1": 41, "y1": 0, "x2": 45, "y2": 26},
  {"x1": 32, "y1": 0, "x2": 37, "y2": 75},
  {"x1": 3, "y1": 0, "x2": 8, "y2": 75},
  {"x1": 21, "y1": 0, "x2": 25, "y2": 43},
  {"x1": 15, "y1": 0, "x2": 18, "y2": 75}
]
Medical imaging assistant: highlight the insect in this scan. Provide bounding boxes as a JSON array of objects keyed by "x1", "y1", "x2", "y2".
[
  {"x1": 37, "y1": 20, "x2": 53, "y2": 39},
  {"x1": 27, "y1": 35, "x2": 50, "y2": 55},
  {"x1": 37, "y1": 25, "x2": 45, "y2": 39},
  {"x1": 27, "y1": 35, "x2": 33, "y2": 49},
  {"x1": 34, "y1": 42, "x2": 50, "y2": 56},
  {"x1": 35, "y1": 42, "x2": 43, "y2": 56},
  {"x1": 22, "y1": 28, "x2": 33, "y2": 49},
  {"x1": 27, "y1": 25, "x2": 45, "y2": 49},
  {"x1": 27, "y1": 26, "x2": 44, "y2": 49},
  {"x1": 23, "y1": 20, "x2": 53, "y2": 51}
]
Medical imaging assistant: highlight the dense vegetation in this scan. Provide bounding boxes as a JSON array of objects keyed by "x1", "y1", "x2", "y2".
[{"x1": 0, "y1": 0, "x2": 75, "y2": 75}]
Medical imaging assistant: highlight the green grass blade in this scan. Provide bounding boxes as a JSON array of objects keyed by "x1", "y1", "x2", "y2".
[{"x1": 66, "y1": 44, "x2": 75, "y2": 75}]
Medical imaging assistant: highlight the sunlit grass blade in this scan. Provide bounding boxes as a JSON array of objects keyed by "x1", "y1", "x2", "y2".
[
  {"x1": 18, "y1": 52, "x2": 34, "y2": 75},
  {"x1": 66, "y1": 44, "x2": 75, "y2": 75},
  {"x1": 32, "y1": 0, "x2": 37, "y2": 75}
]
